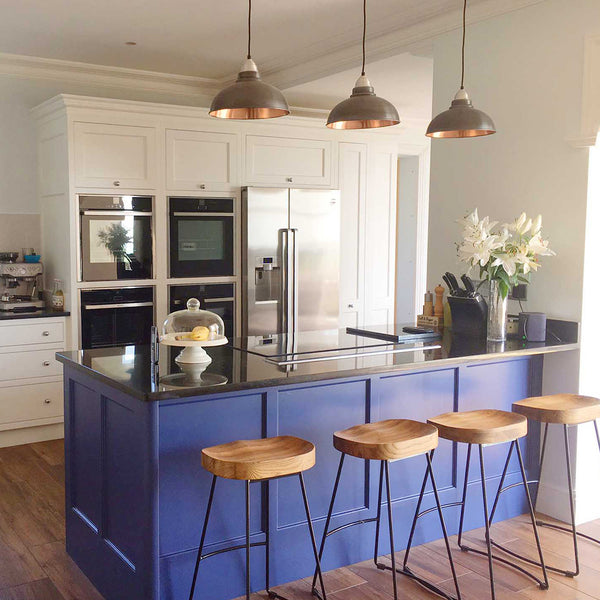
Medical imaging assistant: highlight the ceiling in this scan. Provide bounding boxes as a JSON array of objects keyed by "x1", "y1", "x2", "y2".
[{"x1": 0, "y1": 0, "x2": 486, "y2": 81}]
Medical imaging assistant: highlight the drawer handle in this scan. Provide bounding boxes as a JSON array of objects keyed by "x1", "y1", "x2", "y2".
[
  {"x1": 113, "y1": 180, "x2": 121, "y2": 187},
  {"x1": 42, "y1": 331, "x2": 50, "y2": 337},
  {"x1": 43, "y1": 361, "x2": 51, "y2": 367},
  {"x1": 44, "y1": 399, "x2": 52, "y2": 404},
  {"x1": 198, "y1": 183, "x2": 206, "y2": 190},
  {"x1": 347, "y1": 303, "x2": 355, "y2": 309},
  {"x1": 286, "y1": 177, "x2": 293, "y2": 183}
]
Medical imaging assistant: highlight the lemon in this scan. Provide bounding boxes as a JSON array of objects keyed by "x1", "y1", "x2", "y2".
[{"x1": 188, "y1": 326, "x2": 210, "y2": 341}]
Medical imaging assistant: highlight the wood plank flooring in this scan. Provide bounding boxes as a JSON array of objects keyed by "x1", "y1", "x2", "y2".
[{"x1": 1, "y1": 441, "x2": 600, "y2": 600}]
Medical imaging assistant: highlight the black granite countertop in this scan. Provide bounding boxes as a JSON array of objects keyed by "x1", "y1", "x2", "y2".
[
  {"x1": 56, "y1": 321, "x2": 579, "y2": 401},
  {"x1": 0, "y1": 310, "x2": 70, "y2": 321}
]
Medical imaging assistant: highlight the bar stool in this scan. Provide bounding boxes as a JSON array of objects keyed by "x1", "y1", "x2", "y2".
[
  {"x1": 312, "y1": 419, "x2": 462, "y2": 600},
  {"x1": 511, "y1": 393, "x2": 600, "y2": 577},
  {"x1": 188, "y1": 435, "x2": 327, "y2": 600},
  {"x1": 427, "y1": 409, "x2": 549, "y2": 600}
]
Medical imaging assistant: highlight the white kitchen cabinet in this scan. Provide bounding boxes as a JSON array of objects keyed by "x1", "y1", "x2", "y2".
[
  {"x1": 245, "y1": 135, "x2": 333, "y2": 187},
  {"x1": 338, "y1": 142, "x2": 367, "y2": 329},
  {"x1": 364, "y1": 145, "x2": 398, "y2": 327},
  {"x1": 73, "y1": 122, "x2": 157, "y2": 189},
  {"x1": 166, "y1": 129, "x2": 238, "y2": 191},
  {"x1": 0, "y1": 317, "x2": 66, "y2": 446}
]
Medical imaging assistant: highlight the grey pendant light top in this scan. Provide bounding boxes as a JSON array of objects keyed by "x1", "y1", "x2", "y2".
[
  {"x1": 209, "y1": 0, "x2": 289, "y2": 120},
  {"x1": 426, "y1": 0, "x2": 495, "y2": 138},
  {"x1": 326, "y1": 0, "x2": 399, "y2": 130}
]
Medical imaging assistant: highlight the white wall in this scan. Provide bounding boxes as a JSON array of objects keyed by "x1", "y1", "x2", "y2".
[{"x1": 427, "y1": 0, "x2": 600, "y2": 523}]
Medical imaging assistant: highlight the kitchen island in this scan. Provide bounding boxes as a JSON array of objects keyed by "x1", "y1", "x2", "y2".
[{"x1": 56, "y1": 324, "x2": 578, "y2": 600}]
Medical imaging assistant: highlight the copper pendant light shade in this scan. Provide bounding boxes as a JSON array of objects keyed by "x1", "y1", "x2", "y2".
[
  {"x1": 209, "y1": 1, "x2": 289, "y2": 120},
  {"x1": 426, "y1": 0, "x2": 495, "y2": 139},
  {"x1": 326, "y1": 0, "x2": 399, "y2": 130}
]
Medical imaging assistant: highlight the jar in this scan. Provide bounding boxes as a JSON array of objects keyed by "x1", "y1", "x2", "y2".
[{"x1": 51, "y1": 279, "x2": 64, "y2": 312}]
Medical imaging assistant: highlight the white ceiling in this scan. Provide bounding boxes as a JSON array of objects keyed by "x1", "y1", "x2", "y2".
[{"x1": 0, "y1": 0, "x2": 484, "y2": 80}]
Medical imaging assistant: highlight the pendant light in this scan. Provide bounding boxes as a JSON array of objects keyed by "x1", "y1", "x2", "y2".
[
  {"x1": 209, "y1": 0, "x2": 289, "y2": 119},
  {"x1": 326, "y1": 0, "x2": 400, "y2": 130},
  {"x1": 426, "y1": 0, "x2": 495, "y2": 138}
]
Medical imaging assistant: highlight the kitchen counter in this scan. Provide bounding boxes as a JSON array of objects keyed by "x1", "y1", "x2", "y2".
[
  {"x1": 56, "y1": 319, "x2": 578, "y2": 401},
  {"x1": 57, "y1": 322, "x2": 578, "y2": 600},
  {"x1": 0, "y1": 309, "x2": 70, "y2": 320}
]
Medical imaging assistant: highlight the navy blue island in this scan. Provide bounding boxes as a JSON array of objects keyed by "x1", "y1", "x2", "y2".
[{"x1": 56, "y1": 325, "x2": 578, "y2": 600}]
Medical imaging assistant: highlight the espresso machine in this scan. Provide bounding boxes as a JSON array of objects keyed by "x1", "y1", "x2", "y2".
[{"x1": 0, "y1": 259, "x2": 45, "y2": 312}]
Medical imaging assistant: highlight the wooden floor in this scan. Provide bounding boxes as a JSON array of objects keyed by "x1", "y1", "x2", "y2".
[{"x1": 1, "y1": 442, "x2": 600, "y2": 600}]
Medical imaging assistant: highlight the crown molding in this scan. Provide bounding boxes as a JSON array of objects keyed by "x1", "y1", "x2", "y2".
[
  {"x1": 0, "y1": 52, "x2": 221, "y2": 98},
  {"x1": 263, "y1": 0, "x2": 548, "y2": 90}
]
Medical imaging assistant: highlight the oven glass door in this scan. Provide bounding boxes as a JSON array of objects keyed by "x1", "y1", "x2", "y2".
[
  {"x1": 170, "y1": 215, "x2": 234, "y2": 278},
  {"x1": 81, "y1": 303, "x2": 154, "y2": 349},
  {"x1": 81, "y1": 213, "x2": 153, "y2": 281}
]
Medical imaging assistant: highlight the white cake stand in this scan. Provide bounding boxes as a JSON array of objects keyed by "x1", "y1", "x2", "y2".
[{"x1": 160, "y1": 332, "x2": 228, "y2": 365}]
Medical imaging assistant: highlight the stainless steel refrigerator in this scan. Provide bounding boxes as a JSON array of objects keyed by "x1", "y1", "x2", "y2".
[{"x1": 242, "y1": 187, "x2": 340, "y2": 336}]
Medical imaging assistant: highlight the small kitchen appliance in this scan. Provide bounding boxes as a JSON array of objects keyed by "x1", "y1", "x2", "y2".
[
  {"x1": 518, "y1": 312, "x2": 547, "y2": 342},
  {"x1": 0, "y1": 261, "x2": 44, "y2": 312}
]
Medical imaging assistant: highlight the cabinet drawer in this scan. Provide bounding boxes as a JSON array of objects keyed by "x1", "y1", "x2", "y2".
[
  {"x1": 166, "y1": 129, "x2": 238, "y2": 191},
  {"x1": 0, "y1": 321, "x2": 64, "y2": 348},
  {"x1": 245, "y1": 136, "x2": 333, "y2": 186},
  {"x1": 0, "y1": 382, "x2": 63, "y2": 424},
  {"x1": 74, "y1": 122, "x2": 157, "y2": 189},
  {"x1": 0, "y1": 350, "x2": 63, "y2": 381}
]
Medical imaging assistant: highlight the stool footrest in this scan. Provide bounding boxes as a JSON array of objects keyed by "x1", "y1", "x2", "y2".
[
  {"x1": 490, "y1": 538, "x2": 576, "y2": 578},
  {"x1": 376, "y1": 562, "x2": 458, "y2": 600},
  {"x1": 459, "y1": 542, "x2": 548, "y2": 588},
  {"x1": 325, "y1": 516, "x2": 378, "y2": 538},
  {"x1": 537, "y1": 519, "x2": 600, "y2": 545},
  {"x1": 201, "y1": 540, "x2": 266, "y2": 562}
]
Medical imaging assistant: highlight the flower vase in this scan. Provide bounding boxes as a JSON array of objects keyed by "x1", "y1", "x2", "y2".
[{"x1": 487, "y1": 280, "x2": 507, "y2": 341}]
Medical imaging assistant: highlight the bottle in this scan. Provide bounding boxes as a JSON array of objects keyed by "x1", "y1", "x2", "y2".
[{"x1": 51, "y1": 279, "x2": 64, "y2": 312}]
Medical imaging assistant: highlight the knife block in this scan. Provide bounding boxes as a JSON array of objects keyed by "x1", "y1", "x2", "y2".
[{"x1": 447, "y1": 295, "x2": 488, "y2": 338}]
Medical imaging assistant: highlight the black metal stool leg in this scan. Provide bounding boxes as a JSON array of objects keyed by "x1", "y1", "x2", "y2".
[
  {"x1": 563, "y1": 424, "x2": 580, "y2": 576},
  {"x1": 457, "y1": 444, "x2": 472, "y2": 549},
  {"x1": 311, "y1": 453, "x2": 345, "y2": 594},
  {"x1": 384, "y1": 461, "x2": 399, "y2": 600},
  {"x1": 373, "y1": 460, "x2": 384, "y2": 568},
  {"x1": 488, "y1": 441, "x2": 515, "y2": 526},
  {"x1": 299, "y1": 473, "x2": 328, "y2": 600},
  {"x1": 189, "y1": 475, "x2": 217, "y2": 600},
  {"x1": 478, "y1": 445, "x2": 496, "y2": 600},
  {"x1": 246, "y1": 480, "x2": 251, "y2": 600}
]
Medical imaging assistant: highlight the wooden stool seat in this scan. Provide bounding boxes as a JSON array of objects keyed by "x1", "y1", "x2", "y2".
[
  {"x1": 428, "y1": 409, "x2": 527, "y2": 445},
  {"x1": 513, "y1": 394, "x2": 600, "y2": 425},
  {"x1": 201, "y1": 436, "x2": 315, "y2": 481},
  {"x1": 333, "y1": 419, "x2": 438, "y2": 461}
]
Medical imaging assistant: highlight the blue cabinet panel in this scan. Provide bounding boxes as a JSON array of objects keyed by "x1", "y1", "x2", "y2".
[
  {"x1": 70, "y1": 380, "x2": 102, "y2": 532},
  {"x1": 158, "y1": 394, "x2": 264, "y2": 557}
]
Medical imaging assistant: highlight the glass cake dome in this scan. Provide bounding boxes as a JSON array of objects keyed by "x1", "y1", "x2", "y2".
[{"x1": 162, "y1": 298, "x2": 225, "y2": 341}]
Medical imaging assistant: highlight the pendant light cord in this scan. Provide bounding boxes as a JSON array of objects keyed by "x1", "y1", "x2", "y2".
[
  {"x1": 247, "y1": 0, "x2": 252, "y2": 59},
  {"x1": 460, "y1": 0, "x2": 466, "y2": 89},
  {"x1": 361, "y1": 0, "x2": 367, "y2": 76}
]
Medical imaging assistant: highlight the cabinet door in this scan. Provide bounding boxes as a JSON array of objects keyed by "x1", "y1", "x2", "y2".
[
  {"x1": 364, "y1": 145, "x2": 397, "y2": 327},
  {"x1": 74, "y1": 122, "x2": 156, "y2": 189},
  {"x1": 338, "y1": 142, "x2": 367, "y2": 329},
  {"x1": 245, "y1": 135, "x2": 332, "y2": 187},
  {"x1": 166, "y1": 129, "x2": 238, "y2": 191}
]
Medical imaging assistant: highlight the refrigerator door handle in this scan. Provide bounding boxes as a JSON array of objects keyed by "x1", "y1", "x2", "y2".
[
  {"x1": 280, "y1": 229, "x2": 292, "y2": 332},
  {"x1": 290, "y1": 228, "x2": 298, "y2": 333}
]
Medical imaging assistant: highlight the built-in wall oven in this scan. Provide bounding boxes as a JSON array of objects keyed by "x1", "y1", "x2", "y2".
[
  {"x1": 169, "y1": 197, "x2": 234, "y2": 278},
  {"x1": 169, "y1": 283, "x2": 235, "y2": 338},
  {"x1": 80, "y1": 286, "x2": 154, "y2": 349},
  {"x1": 80, "y1": 195, "x2": 153, "y2": 282}
]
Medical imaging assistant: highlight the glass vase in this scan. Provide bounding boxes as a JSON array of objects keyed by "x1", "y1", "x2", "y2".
[{"x1": 487, "y1": 279, "x2": 507, "y2": 341}]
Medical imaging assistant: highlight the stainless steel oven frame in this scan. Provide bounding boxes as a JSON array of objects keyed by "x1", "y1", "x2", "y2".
[{"x1": 77, "y1": 194, "x2": 156, "y2": 283}]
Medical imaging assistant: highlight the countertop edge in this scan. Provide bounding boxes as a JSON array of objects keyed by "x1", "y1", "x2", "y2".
[
  {"x1": 56, "y1": 341, "x2": 580, "y2": 402},
  {"x1": 0, "y1": 311, "x2": 70, "y2": 321}
]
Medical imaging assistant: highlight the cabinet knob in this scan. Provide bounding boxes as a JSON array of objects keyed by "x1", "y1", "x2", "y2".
[
  {"x1": 198, "y1": 183, "x2": 206, "y2": 190},
  {"x1": 347, "y1": 303, "x2": 355, "y2": 309},
  {"x1": 44, "y1": 399, "x2": 52, "y2": 404},
  {"x1": 42, "y1": 331, "x2": 50, "y2": 337},
  {"x1": 286, "y1": 177, "x2": 293, "y2": 183},
  {"x1": 43, "y1": 361, "x2": 51, "y2": 367},
  {"x1": 113, "y1": 180, "x2": 121, "y2": 187}
]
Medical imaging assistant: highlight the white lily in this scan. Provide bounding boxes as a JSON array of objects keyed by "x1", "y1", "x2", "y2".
[
  {"x1": 528, "y1": 233, "x2": 555, "y2": 256},
  {"x1": 531, "y1": 214, "x2": 542, "y2": 235},
  {"x1": 491, "y1": 253, "x2": 518, "y2": 276}
]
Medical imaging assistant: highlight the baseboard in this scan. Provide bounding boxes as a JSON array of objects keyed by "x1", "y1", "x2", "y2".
[{"x1": 0, "y1": 423, "x2": 64, "y2": 448}]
